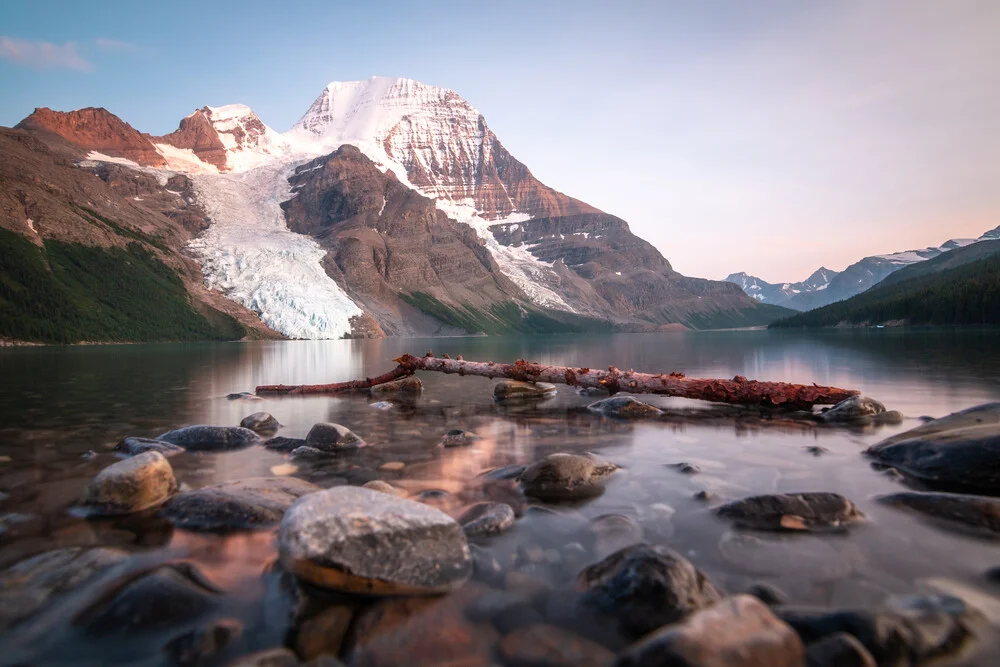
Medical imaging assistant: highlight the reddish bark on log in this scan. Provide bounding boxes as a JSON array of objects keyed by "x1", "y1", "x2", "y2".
[{"x1": 255, "y1": 353, "x2": 859, "y2": 409}]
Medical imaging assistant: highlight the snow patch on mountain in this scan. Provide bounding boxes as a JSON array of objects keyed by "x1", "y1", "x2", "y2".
[
  {"x1": 154, "y1": 143, "x2": 219, "y2": 174},
  {"x1": 186, "y1": 157, "x2": 363, "y2": 339},
  {"x1": 204, "y1": 104, "x2": 291, "y2": 171}
]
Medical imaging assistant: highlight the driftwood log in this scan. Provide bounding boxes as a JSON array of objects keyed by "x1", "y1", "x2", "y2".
[{"x1": 256, "y1": 353, "x2": 859, "y2": 410}]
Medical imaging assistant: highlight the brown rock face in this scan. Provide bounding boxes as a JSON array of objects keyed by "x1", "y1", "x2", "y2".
[
  {"x1": 155, "y1": 109, "x2": 228, "y2": 170},
  {"x1": 15, "y1": 107, "x2": 165, "y2": 167}
]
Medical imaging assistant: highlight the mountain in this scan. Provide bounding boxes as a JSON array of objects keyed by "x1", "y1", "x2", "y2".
[
  {"x1": 727, "y1": 235, "x2": 989, "y2": 311},
  {"x1": 770, "y1": 240, "x2": 1000, "y2": 328},
  {"x1": 724, "y1": 267, "x2": 838, "y2": 308},
  {"x1": 3, "y1": 76, "x2": 788, "y2": 342}
]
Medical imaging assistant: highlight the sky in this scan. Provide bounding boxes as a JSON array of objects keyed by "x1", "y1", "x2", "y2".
[{"x1": 2, "y1": 0, "x2": 998, "y2": 283}]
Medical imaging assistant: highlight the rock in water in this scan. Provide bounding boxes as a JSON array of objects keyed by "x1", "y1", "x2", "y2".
[
  {"x1": 821, "y1": 396, "x2": 887, "y2": 423},
  {"x1": 226, "y1": 392, "x2": 261, "y2": 401},
  {"x1": 874, "y1": 402, "x2": 1000, "y2": 449},
  {"x1": 278, "y1": 486, "x2": 471, "y2": 594},
  {"x1": 499, "y1": 624, "x2": 615, "y2": 667},
  {"x1": 363, "y1": 480, "x2": 408, "y2": 497},
  {"x1": 876, "y1": 491, "x2": 1000, "y2": 536},
  {"x1": 458, "y1": 502, "x2": 516, "y2": 537},
  {"x1": 164, "y1": 618, "x2": 243, "y2": 666},
  {"x1": 264, "y1": 436, "x2": 306, "y2": 452},
  {"x1": 578, "y1": 543, "x2": 723, "y2": 639},
  {"x1": 716, "y1": 492, "x2": 864, "y2": 532},
  {"x1": 866, "y1": 420, "x2": 1000, "y2": 493},
  {"x1": 587, "y1": 396, "x2": 663, "y2": 418},
  {"x1": 114, "y1": 436, "x2": 185, "y2": 458},
  {"x1": 0, "y1": 547, "x2": 130, "y2": 631},
  {"x1": 520, "y1": 453, "x2": 618, "y2": 501},
  {"x1": 805, "y1": 632, "x2": 878, "y2": 667},
  {"x1": 162, "y1": 477, "x2": 321, "y2": 531},
  {"x1": 616, "y1": 595, "x2": 804, "y2": 667},
  {"x1": 226, "y1": 648, "x2": 299, "y2": 667},
  {"x1": 370, "y1": 376, "x2": 423, "y2": 396},
  {"x1": 588, "y1": 513, "x2": 645, "y2": 558},
  {"x1": 304, "y1": 422, "x2": 366, "y2": 451},
  {"x1": 75, "y1": 563, "x2": 221, "y2": 635},
  {"x1": 81, "y1": 451, "x2": 178, "y2": 515},
  {"x1": 157, "y1": 425, "x2": 262, "y2": 452},
  {"x1": 493, "y1": 380, "x2": 557, "y2": 401},
  {"x1": 240, "y1": 412, "x2": 280, "y2": 433},
  {"x1": 439, "y1": 429, "x2": 481, "y2": 448}
]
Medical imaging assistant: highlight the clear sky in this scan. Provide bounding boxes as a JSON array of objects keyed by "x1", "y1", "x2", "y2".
[{"x1": 2, "y1": 0, "x2": 997, "y2": 282}]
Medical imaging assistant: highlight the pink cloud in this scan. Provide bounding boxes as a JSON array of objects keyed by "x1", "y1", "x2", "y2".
[{"x1": 0, "y1": 36, "x2": 92, "y2": 72}]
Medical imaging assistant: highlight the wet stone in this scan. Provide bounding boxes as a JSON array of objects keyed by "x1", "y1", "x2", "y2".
[
  {"x1": 378, "y1": 461, "x2": 405, "y2": 472},
  {"x1": 439, "y1": 429, "x2": 481, "y2": 448},
  {"x1": 876, "y1": 491, "x2": 1000, "y2": 537},
  {"x1": 578, "y1": 543, "x2": 723, "y2": 640},
  {"x1": 0, "y1": 546, "x2": 130, "y2": 631},
  {"x1": 693, "y1": 490, "x2": 717, "y2": 502},
  {"x1": 716, "y1": 492, "x2": 864, "y2": 532},
  {"x1": 290, "y1": 446, "x2": 327, "y2": 460},
  {"x1": 821, "y1": 395, "x2": 887, "y2": 423},
  {"x1": 304, "y1": 422, "x2": 366, "y2": 451},
  {"x1": 494, "y1": 380, "x2": 557, "y2": 401},
  {"x1": 227, "y1": 648, "x2": 298, "y2": 667},
  {"x1": 115, "y1": 437, "x2": 185, "y2": 458},
  {"x1": 369, "y1": 375, "x2": 423, "y2": 396},
  {"x1": 75, "y1": 563, "x2": 221, "y2": 635},
  {"x1": 278, "y1": 486, "x2": 472, "y2": 594},
  {"x1": 265, "y1": 436, "x2": 306, "y2": 452},
  {"x1": 162, "y1": 477, "x2": 321, "y2": 531},
  {"x1": 164, "y1": 617, "x2": 243, "y2": 666},
  {"x1": 805, "y1": 632, "x2": 877, "y2": 667},
  {"x1": 866, "y1": 419, "x2": 1000, "y2": 494},
  {"x1": 616, "y1": 594, "x2": 805, "y2": 667},
  {"x1": 362, "y1": 480, "x2": 408, "y2": 497},
  {"x1": 499, "y1": 623, "x2": 615, "y2": 667},
  {"x1": 81, "y1": 451, "x2": 178, "y2": 515},
  {"x1": 294, "y1": 604, "x2": 355, "y2": 661},
  {"x1": 240, "y1": 411, "x2": 280, "y2": 433},
  {"x1": 587, "y1": 396, "x2": 663, "y2": 418},
  {"x1": 158, "y1": 425, "x2": 263, "y2": 452},
  {"x1": 520, "y1": 452, "x2": 618, "y2": 501},
  {"x1": 459, "y1": 502, "x2": 516, "y2": 537},
  {"x1": 415, "y1": 488, "x2": 449, "y2": 501},
  {"x1": 226, "y1": 392, "x2": 262, "y2": 401},
  {"x1": 805, "y1": 445, "x2": 830, "y2": 456},
  {"x1": 480, "y1": 463, "x2": 527, "y2": 481},
  {"x1": 670, "y1": 462, "x2": 701, "y2": 475}
]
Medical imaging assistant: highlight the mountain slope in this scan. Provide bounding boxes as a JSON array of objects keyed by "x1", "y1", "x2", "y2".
[
  {"x1": 724, "y1": 267, "x2": 838, "y2": 309},
  {"x1": 6, "y1": 77, "x2": 788, "y2": 338},
  {"x1": 770, "y1": 241, "x2": 1000, "y2": 328}
]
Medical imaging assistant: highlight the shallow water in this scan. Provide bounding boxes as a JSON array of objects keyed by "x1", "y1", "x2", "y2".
[{"x1": 2, "y1": 329, "x2": 1000, "y2": 665}]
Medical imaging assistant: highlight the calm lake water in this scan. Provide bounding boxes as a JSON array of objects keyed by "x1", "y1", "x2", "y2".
[{"x1": 2, "y1": 329, "x2": 1000, "y2": 665}]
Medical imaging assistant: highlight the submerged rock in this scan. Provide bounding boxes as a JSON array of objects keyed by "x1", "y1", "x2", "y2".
[
  {"x1": 239, "y1": 412, "x2": 279, "y2": 433},
  {"x1": 75, "y1": 563, "x2": 221, "y2": 635},
  {"x1": 439, "y1": 429, "x2": 481, "y2": 448},
  {"x1": 499, "y1": 624, "x2": 615, "y2": 667},
  {"x1": 278, "y1": 486, "x2": 471, "y2": 594},
  {"x1": 164, "y1": 617, "x2": 243, "y2": 666},
  {"x1": 227, "y1": 648, "x2": 298, "y2": 667},
  {"x1": 289, "y1": 446, "x2": 327, "y2": 460},
  {"x1": 876, "y1": 491, "x2": 1000, "y2": 537},
  {"x1": 0, "y1": 546, "x2": 130, "y2": 631},
  {"x1": 578, "y1": 543, "x2": 723, "y2": 640},
  {"x1": 362, "y1": 480, "x2": 408, "y2": 497},
  {"x1": 162, "y1": 477, "x2": 320, "y2": 531},
  {"x1": 458, "y1": 502, "x2": 515, "y2": 537},
  {"x1": 588, "y1": 513, "x2": 645, "y2": 559},
  {"x1": 304, "y1": 422, "x2": 366, "y2": 451},
  {"x1": 718, "y1": 532, "x2": 853, "y2": 582},
  {"x1": 805, "y1": 632, "x2": 877, "y2": 667},
  {"x1": 226, "y1": 392, "x2": 261, "y2": 401},
  {"x1": 370, "y1": 375, "x2": 423, "y2": 396},
  {"x1": 114, "y1": 436, "x2": 185, "y2": 458},
  {"x1": 821, "y1": 396, "x2": 887, "y2": 423},
  {"x1": 520, "y1": 452, "x2": 618, "y2": 501},
  {"x1": 866, "y1": 410, "x2": 1000, "y2": 492},
  {"x1": 493, "y1": 380, "x2": 557, "y2": 401},
  {"x1": 716, "y1": 492, "x2": 864, "y2": 532},
  {"x1": 157, "y1": 425, "x2": 262, "y2": 452},
  {"x1": 264, "y1": 436, "x2": 306, "y2": 452},
  {"x1": 616, "y1": 595, "x2": 804, "y2": 667},
  {"x1": 587, "y1": 396, "x2": 663, "y2": 418},
  {"x1": 81, "y1": 451, "x2": 178, "y2": 515}
]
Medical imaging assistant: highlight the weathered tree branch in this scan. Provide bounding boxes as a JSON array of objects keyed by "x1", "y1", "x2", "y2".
[{"x1": 256, "y1": 353, "x2": 859, "y2": 409}]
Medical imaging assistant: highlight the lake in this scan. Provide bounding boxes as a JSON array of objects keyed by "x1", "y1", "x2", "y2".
[{"x1": 2, "y1": 329, "x2": 1000, "y2": 665}]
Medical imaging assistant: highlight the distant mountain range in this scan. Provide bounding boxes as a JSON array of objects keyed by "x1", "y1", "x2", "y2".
[
  {"x1": 726, "y1": 227, "x2": 1000, "y2": 311},
  {"x1": 0, "y1": 77, "x2": 789, "y2": 344},
  {"x1": 771, "y1": 239, "x2": 1000, "y2": 328}
]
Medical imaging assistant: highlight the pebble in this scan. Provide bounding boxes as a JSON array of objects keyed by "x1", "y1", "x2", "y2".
[
  {"x1": 81, "y1": 451, "x2": 178, "y2": 515},
  {"x1": 378, "y1": 461, "x2": 406, "y2": 472},
  {"x1": 239, "y1": 411, "x2": 279, "y2": 433},
  {"x1": 616, "y1": 595, "x2": 804, "y2": 667},
  {"x1": 716, "y1": 492, "x2": 864, "y2": 532},
  {"x1": 278, "y1": 486, "x2": 471, "y2": 594},
  {"x1": 362, "y1": 480, "x2": 408, "y2": 497},
  {"x1": 304, "y1": 422, "x2": 366, "y2": 451},
  {"x1": 157, "y1": 425, "x2": 262, "y2": 452},
  {"x1": 439, "y1": 429, "x2": 481, "y2": 447},
  {"x1": 458, "y1": 502, "x2": 516, "y2": 537},
  {"x1": 493, "y1": 380, "x2": 557, "y2": 401},
  {"x1": 520, "y1": 452, "x2": 618, "y2": 501},
  {"x1": 587, "y1": 395, "x2": 663, "y2": 418}
]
